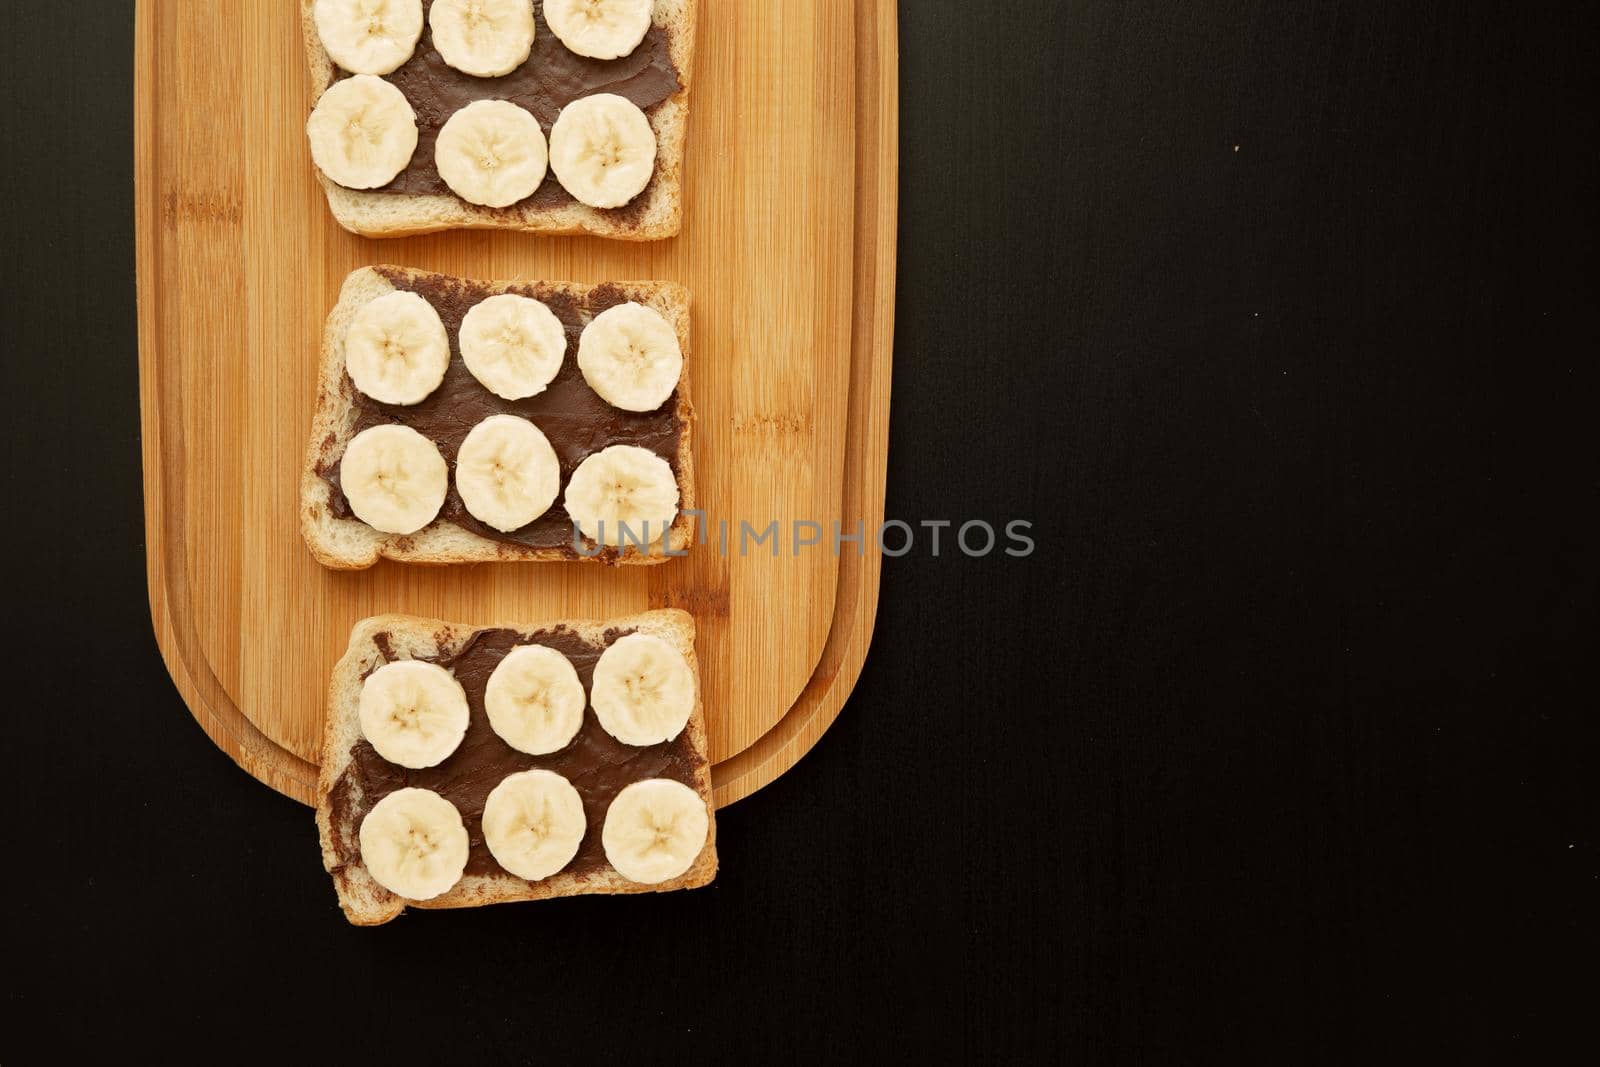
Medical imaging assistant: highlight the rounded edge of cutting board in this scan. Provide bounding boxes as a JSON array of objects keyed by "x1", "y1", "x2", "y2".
[
  {"x1": 136, "y1": 0, "x2": 896, "y2": 811},
  {"x1": 709, "y1": 0, "x2": 897, "y2": 808},
  {"x1": 136, "y1": 0, "x2": 321, "y2": 806}
]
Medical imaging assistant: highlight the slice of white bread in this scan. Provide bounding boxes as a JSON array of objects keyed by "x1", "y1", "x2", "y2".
[
  {"x1": 316, "y1": 609, "x2": 717, "y2": 925},
  {"x1": 298, "y1": 0, "x2": 696, "y2": 239},
  {"x1": 301, "y1": 265, "x2": 696, "y2": 569}
]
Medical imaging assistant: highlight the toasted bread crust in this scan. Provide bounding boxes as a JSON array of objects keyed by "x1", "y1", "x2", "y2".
[
  {"x1": 299, "y1": 0, "x2": 697, "y2": 239},
  {"x1": 301, "y1": 265, "x2": 696, "y2": 570},
  {"x1": 316, "y1": 609, "x2": 716, "y2": 925}
]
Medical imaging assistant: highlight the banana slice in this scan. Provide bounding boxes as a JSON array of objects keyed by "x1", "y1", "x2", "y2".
[
  {"x1": 577, "y1": 302, "x2": 683, "y2": 412},
  {"x1": 345, "y1": 291, "x2": 450, "y2": 405},
  {"x1": 314, "y1": 0, "x2": 424, "y2": 75},
  {"x1": 358, "y1": 659, "x2": 470, "y2": 767},
  {"x1": 455, "y1": 415, "x2": 561, "y2": 532},
  {"x1": 563, "y1": 444, "x2": 679, "y2": 549},
  {"x1": 460, "y1": 293, "x2": 567, "y2": 399},
  {"x1": 435, "y1": 100, "x2": 549, "y2": 207},
  {"x1": 482, "y1": 770, "x2": 587, "y2": 881},
  {"x1": 590, "y1": 632, "x2": 696, "y2": 745},
  {"x1": 359, "y1": 788, "x2": 469, "y2": 900},
  {"x1": 429, "y1": 0, "x2": 536, "y2": 77},
  {"x1": 339, "y1": 424, "x2": 449, "y2": 534},
  {"x1": 306, "y1": 74, "x2": 418, "y2": 189},
  {"x1": 601, "y1": 779, "x2": 709, "y2": 884},
  {"x1": 485, "y1": 644, "x2": 587, "y2": 754},
  {"x1": 544, "y1": 0, "x2": 652, "y2": 60},
  {"x1": 548, "y1": 93, "x2": 657, "y2": 209}
]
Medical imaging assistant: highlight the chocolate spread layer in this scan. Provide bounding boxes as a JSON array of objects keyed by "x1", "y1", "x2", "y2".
[
  {"x1": 325, "y1": 626, "x2": 703, "y2": 880},
  {"x1": 338, "y1": 1, "x2": 681, "y2": 210},
  {"x1": 317, "y1": 267, "x2": 682, "y2": 554}
]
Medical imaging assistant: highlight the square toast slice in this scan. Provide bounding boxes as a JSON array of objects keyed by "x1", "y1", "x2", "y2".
[
  {"x1": 299, "y1": 0, "x2": 697, "y2": 239},
  {"x1": 301, "y1": 265, "x2": 696, "y2": 569},
  {"x1": 317, "y1": 609, "x2": 717, "y2": 925}
]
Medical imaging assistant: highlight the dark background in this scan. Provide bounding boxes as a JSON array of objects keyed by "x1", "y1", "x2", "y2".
[{"x1": 4, "y1": 1, "x2": 1594, "y2": 1060}]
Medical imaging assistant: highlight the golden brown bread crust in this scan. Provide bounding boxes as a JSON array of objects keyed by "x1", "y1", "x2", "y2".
[
  {"x1": 300, "y1": 265, "x2": 697, "y2": 570},
  {"x1": 316, "y1": 609, "x2": 716, "y2": 925},
  {"x1": 298, "y1": 0, "x2": 697, "y2": 239}
]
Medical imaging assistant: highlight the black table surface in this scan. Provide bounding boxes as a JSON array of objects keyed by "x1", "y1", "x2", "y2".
[{"x1": 4, "y1": 1, "x2": 1594, "y2": 1059}]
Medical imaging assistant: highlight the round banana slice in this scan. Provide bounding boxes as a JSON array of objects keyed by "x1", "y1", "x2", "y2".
[
  {"x1": 482, "y1": 770, "x2": 587, "y2": 881},
  {"x1": 544, "y1": 0, "x2": 652, "y2": 60},
  {"x1": 577, "y1": 302, "x2": 682, "y2": 412},
  {"x1": 345, "y1": 291, "x2": 450, "y2": 404},
  {"x1": 339, "y1": 424, "x2": 449, "y2": 534},
  {"x1": 358, "y1": 659, "x2": 470, "y2": 767},
  {"x1": 429, "y1": 0, "x2": 536, "y2": 77},
  {"x1": 314, "y1": 0, "x2": 424, "y2": 75},
  {"x1": 548, "y1": 93, "x2": 657, "y2": 209},
  {"x1": 435, "y1": 100, "x2": 549, "y2": 207},
  {"x1": 602, "y1": 779, "x2": 709, "y2": 884},
  {"x1": 306, "y1": 74, "x2": 418, "y2": 189},
  {"x1": 591, "y1": 632, "x2": 696, "y2": 745},
  {"x1": 460, "y1": 293, "x2": 567, "y2": 399},
  {"x1": 359, "y1": 788, "x2": 470, "y2": 900},
  {"x1": 563, "y1": 444, "x2": 679, "y2": 549},
  {"x1": 485, "y1": 644, "x2": 587, "y2": 754},
  {"x1": 455, "y1": 415, "x2": 561, "y2": 532}
]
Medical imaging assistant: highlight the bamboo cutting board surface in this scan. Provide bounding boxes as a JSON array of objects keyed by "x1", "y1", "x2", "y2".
[{"x1": 136, "y1": 0, "x2": 896, "y2": 807}]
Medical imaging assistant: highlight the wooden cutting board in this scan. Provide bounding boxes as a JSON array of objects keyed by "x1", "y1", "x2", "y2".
[{"x1": 135, "y1": 0, "x2": 896, "y2": 808}]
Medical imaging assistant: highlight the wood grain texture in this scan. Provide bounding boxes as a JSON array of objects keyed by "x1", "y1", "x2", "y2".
[{"x1": 136, "y1": 0, "x2": 896, "y2": 808}]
